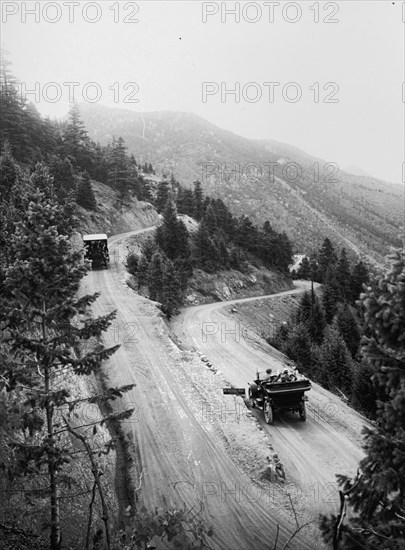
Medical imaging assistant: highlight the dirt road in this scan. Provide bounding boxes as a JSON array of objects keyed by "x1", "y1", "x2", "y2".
[
  {"x1": 174, "y1": 283, "x2": 369, "y2": 523},
  {"x1": 83, "y1": 229, "x2": 317, "y2": 550}
]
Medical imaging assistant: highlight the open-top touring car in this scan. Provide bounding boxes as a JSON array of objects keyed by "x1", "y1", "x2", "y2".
[{"x1": 248, "y1": 368, "x2": 311, "y2": 424}]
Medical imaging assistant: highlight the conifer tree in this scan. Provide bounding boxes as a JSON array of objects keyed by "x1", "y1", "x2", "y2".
[
  {"x1": 137, "y1": 254, "x2": 150, "y2": 287},
  {"x1": 147, "y1": 250, "x2": 165, "y2": 301},
  {"x1": 319, "y1": 326, "x2": 353, "y2": 394},
  {"x1": 296, "y1": 291, "x2": 312, "y2": 325},
  {"x1": 335, "y1": 302, "x2": 361, "y2": 358},
  {"x1": 158, "y1": 198, "x2": 180, "y2": 259},
  {"x1": 0, "y1": 141, "x2": 20, "y2": 201},
  {"x1": 155, "y1": 178, "x2": 170, "y2": 213},
  {"x1": 281, "y1": 322, "x2": 313, "y2": 373},
  {"x1": 77, "y1": 171, "x2": 97, "y2": 210},
  {"x1": 49, "y1": 155, "x2": 76, "y2": 201},
  {"x1": 317, "y1": 237, "x2": 337, "y2": 282},
  {"x1": 108, "y1": 136, "x2": 130, "y2": 201},
  {"x1": 155, "y1": 198, "x2": 191, "y2": 263},
  {"x1": 320, "y1": 249, "x2": 405, "y2": 549},
  {"x1": 296, "y1": 256, "x2": 312, "y2": 279},
  {"x1": 27, "y1": 162, "x2": 77, "y2": 238},
  {"x1": 63, "y1": 103, "x2": 91, "y2": 171},
  {"x1": 0, "y1": 52, "x2": 29, "y2": 162},
  {"x1": 0, "y1": 188, "x2": 122, "y2": 549},
  {"x1": 161, "y1": 258, "x2": 183, "y2": 318},
  {"x1": 277, "y1": 231, "x2": 294, "y2": 272},
  {"x1": 125, "y1": 252, "x2": 140, "y2": 277},
  {"x1": 308, "y1": 295, "x2": 327, "y2": 345},
  {"x1": 322, "y1": 267, "x2": 341, "y2": 323},
  {"x1": 193, "y1": 221, "x2": 220, "y2": 273},
  {"x1": 350, "y1": 260, "x2": 369, "y2": 303},
  {"x1": 204, "y1": 203, "x2": 218, "y2": 235},
  {"x1": 351, "y1": 362, "x2": 379, "y2": 419},
  {"x1": 181, "y1": 187, "x2": 196, "y2": 217},
  {"x1": 236, "y1": 215, "x2": 257, "y2": 252},
  {"x1": 193, "y1": 180, "x2": 204, "y2": 221},
  {"x1": 336, "y1": 248, "x2": 351, "y2": 301}
]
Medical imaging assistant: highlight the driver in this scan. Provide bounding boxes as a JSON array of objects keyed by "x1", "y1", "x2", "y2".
[{"x1": 263, "y1": 368, "x2": 273, "y2": 382}]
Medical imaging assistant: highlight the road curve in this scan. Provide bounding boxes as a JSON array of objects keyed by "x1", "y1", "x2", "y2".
[
  {"x1": 82, "y1": 228, "x2": 316, "y2": 550},
  {"x1": 174, "y1": 282, "x2": 369, "y2": 523}
]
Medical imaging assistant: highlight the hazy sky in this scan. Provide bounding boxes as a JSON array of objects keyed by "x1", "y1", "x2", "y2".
[{"x1": 2, "y1": 0, "x2": 404, "y2": 183}]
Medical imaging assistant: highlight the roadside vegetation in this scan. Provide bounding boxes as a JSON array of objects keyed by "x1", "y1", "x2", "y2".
[
  {"x1": 126, "y1": 178, "x2": 293, "y2": 317},
  {"x1": 271, "y1": 237, "x2": 377, "y2": 418},
  {"x1": 0, "y1": 54, "x2": 213, "y2": 550}
]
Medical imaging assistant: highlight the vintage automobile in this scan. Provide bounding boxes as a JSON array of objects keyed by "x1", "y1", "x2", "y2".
[
  {"x1": 83, "y1": 234, "x2": 110, "y2": 269},
  {"x1": 247, "y1": 368, "x2": 311, "y2": 424}
]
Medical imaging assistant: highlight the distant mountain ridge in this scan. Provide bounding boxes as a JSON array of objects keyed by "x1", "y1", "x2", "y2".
[{"x1": 80, "y1": 103, "x2": 403, "y2": 267}]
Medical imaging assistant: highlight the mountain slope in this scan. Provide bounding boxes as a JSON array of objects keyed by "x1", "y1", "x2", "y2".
[{"x1": 80, "y1": 104, "x2": 403, "y2": 266}]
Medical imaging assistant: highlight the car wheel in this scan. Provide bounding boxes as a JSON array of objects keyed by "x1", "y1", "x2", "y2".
[
  {"x1": 264, "y1": 401, "x2": 273, "y2": 424},
  {"x1": 299, "y1": 401, "x2": 306, "y2": 421}
]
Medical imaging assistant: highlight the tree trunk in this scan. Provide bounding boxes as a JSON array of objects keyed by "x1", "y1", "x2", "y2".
[{"x1": 43, "y1": 298, "x2": 61, "y2": 550}]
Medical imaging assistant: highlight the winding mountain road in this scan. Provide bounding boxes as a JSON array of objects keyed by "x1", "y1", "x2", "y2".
[{"x1": 82, "y1": 227, "x2": 369, "y2": 550}]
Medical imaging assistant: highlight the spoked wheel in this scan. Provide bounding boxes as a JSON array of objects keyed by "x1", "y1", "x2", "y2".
[
  {"x1": 264, "y1": 401, "x2": 274, "y2": 424},
  {"x1": 247, "y1": 387, "x2": 255, "y2": 408},
  {"x1": 299, "y1": 401, "x2": 306, "y2": 421}
]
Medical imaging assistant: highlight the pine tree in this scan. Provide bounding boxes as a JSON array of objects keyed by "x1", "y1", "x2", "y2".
[
  {"x1": 137, "y1": 254, "x2": 149, "y2": 287},
  {"x1": 193, "y1": 180, "x2": 204, "y2": 221},
  {"x1": 155, "y1": 179, "x2": 170, "y2": 213},
  {"x1": 0, "y1": 52, "x2": 29, "y2": 162},
  {"x1": 108, "y1": 136, "x2": 130, "y2": 201},
  {"x1": 155, "y1": 199, "x2": 191, "y2": 262},
  {"x1": 236, "y1": 215, "x2": 257, "y2": 252},
  {"x1": 317, "y1": 237, "x2": 337, "y2": 283},
  {"x1": 147, "y1": 250, "x2": 165, "y2": 301},
  {"x1": 193, "y1": 221, "x2": 220, "y2": 273},
  {"x1": 296, "y1": 291, "x2": 313, "y2": 325},
  {"x1": 28, "y1": 163, "x2": 76, "y2": 237},
  {"x1": 161, "y1": 258, "x2": 183, "y2": 318},
  {"x1": 203, "y1": 203, "x2": 218, "y2": 235},
  {"x1": 322, "y1": 267, "x2": 340, "y2": 323},
  {"x1": 308, "y1": 295, "x2": 327, "y2": 345},
  {"x1": 351, "y1": 361, "x2": 379, "y2": 419},
  {"x1": 181, "y1": 187, "x2": 196, "y2": 217},
  {"x1": 77, "y1": 171, "x2": 97, "y2": 210},
  {"x1": 319, "y1": 326, "x2": 353, "y2": 394},
  {"x1": 336, "y1": 248, "x2": 351, "y2": 301},
  {"x1": 62, "y1": 103, "x2": 91, "y2": 171},
  {"x1": 158, "y1": 199, "x2": 180, "y2": 259},
  {"x1": 320, "y1": 249, "x2": 405, "y2": 549},
  {"x1": 126, "y1": 252, "x2": 140, "y2": 277},
  {"x1": 0, "y1": 141, "x2": 20, "y2": 201},
  {"x1": 0, "y1": 188, "x2": 121, "y2": 549},
  {"x1": 277, "y1": 231, "x2": 294, "y2": 273},
  {"x1": 350, "y1": 260, "x2": 369, "y2": 303},
  {"x1": 335, "y1": 302, "x2": 361, "y2": 358},
  {"x1": 49, "y1": 155, "x2": 76, "y2": 201},
  {"x1": 281, "y1": 322, "x2": 313, "y2": 373},
  {"x1": 296, "y1": 256, "x2": 312, "y2": 279}
]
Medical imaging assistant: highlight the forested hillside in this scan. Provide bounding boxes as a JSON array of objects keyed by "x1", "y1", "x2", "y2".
[{"x1": 80, "y1": 103, "x2": 403, "y2": 264}]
